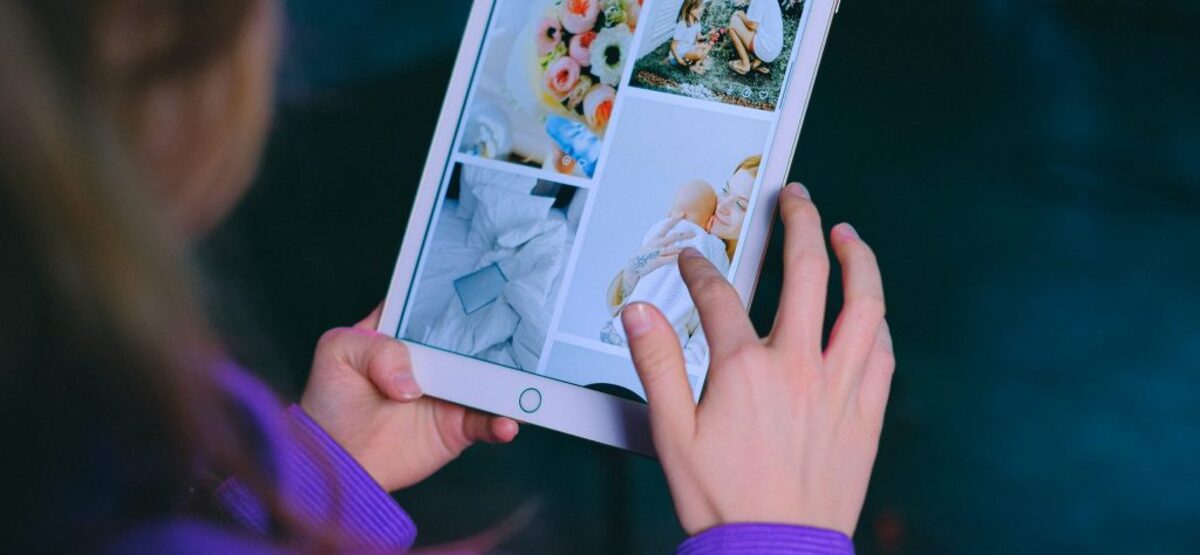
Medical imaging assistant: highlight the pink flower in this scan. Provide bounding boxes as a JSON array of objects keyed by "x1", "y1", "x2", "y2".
[
  {"x1": 561, "y1": 0, "x2": 599, "y2": 35},
  {"x1": 627, "y1": 0, "x2": 642, "y2": 31},
  {"x1": 544, "y1": 57, "x2": 582, "y2": 100},
  {"x1": 569, "y1": 31, "x2": 597, "y2": 67},
  {"x1": 535, "y1": 17, "x2": 563, "y2": 56},
  {"x1": 583, "y1": 84, "x2": 616, "y2": 131}
]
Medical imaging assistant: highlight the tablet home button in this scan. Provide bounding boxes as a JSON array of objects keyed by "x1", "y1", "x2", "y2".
[{"x1": 518, "y1": 387, "x2": 542, "y2": 413}]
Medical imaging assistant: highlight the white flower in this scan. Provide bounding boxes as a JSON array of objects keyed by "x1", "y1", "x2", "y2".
[
  {"x1": 679, "y1": 83, "x2": 718, "y2": 101},
  {"x1": 589, "y1": 24, "x2": 632, "y2": 86}
]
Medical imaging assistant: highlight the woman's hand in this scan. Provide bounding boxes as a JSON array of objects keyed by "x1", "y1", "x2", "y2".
[
  {"x1": 622, "y1": 183, "x2": 893, "y2": 537},
  {"x1": 300, "y1": 307, "x2": 519, "y2": 492},
  {"x1": 620, "y1": 216, "x2": 697, "y2": 294}
]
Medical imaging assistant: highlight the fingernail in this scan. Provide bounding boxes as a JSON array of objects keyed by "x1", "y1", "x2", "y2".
[
  {"x1": 393, "y1": 371, "x2": 422, "y2": 401},
  {"x1": 502, "y1": 419, "x2": 520, "y2": 439},
  {"x1": 622, "y1": 303, "x2": 656, "y2": 339},
  {"x1": 838, "y1": 223, "x2": 860, "y2": 239},
  {"x1": 786, "y1": 183, "x2": 810, "y2": 199}
]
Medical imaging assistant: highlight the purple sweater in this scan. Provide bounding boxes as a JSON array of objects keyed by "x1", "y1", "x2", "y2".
[{"x1": 107, "y1": 367, "x2": 854, "y2": 553}]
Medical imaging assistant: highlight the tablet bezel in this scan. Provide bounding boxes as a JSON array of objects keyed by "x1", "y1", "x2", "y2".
[{"x1": 378, "y1": 0, "x2": 839, "y2": 457}]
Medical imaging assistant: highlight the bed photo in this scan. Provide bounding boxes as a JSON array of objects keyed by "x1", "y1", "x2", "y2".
[{"x1": 404, "y1": 163, "x2": 585, "y2": 372}]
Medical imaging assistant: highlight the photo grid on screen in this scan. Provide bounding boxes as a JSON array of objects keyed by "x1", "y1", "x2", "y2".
[{"x1": 400, "y1": 0, "x2": 811, "y2": 402}]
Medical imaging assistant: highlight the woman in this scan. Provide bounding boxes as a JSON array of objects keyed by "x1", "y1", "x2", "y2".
[
  {"x1": 605, "y1": 156, "x2": 760, "y2": 361},
  {"x1": 2, "y1": 1, "x2": 511, "y2": 551},
  {"x1": 1, "y1": 0, "x2": 893, "y2": 553}
]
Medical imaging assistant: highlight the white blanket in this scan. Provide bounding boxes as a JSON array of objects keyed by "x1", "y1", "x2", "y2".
[{"x1": 422, "y1": 217, "x2": 568, "y2": 371}]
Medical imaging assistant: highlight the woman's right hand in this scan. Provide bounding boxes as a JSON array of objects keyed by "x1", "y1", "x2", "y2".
[
  {"x1": 300, "y1": 307, "x2": 519, "y2": 492},
  {"x1": 619, "y1": 216, "x2": 696, "y2": 294},
  {"x1": 622, "y1": 183, "x2": 894, "y2": 537}
]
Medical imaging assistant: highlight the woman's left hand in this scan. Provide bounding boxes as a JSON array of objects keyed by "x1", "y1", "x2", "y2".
[
  {"x1": 620, "y1": 216, "x2": 696, "y2": 291},
  {"x1": 300, "y1": 305, "x2": 519, "y2": 492}
]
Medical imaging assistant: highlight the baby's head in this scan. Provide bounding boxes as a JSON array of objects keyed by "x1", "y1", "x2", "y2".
[{"x1": 669, "y1": 179, "x2": 718, "y2": 229}]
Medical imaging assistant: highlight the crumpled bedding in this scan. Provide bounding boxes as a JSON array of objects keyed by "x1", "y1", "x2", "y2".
[{"x1": 421, "y1": 211, "x2": 569, "y2": 371}]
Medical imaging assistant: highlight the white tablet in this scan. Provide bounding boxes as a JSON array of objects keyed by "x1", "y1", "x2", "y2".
[{"x1": 379, "y1": 0, "x2": 840, "y2": 457}]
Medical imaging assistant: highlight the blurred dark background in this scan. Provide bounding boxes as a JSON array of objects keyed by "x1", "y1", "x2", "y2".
[{"x1": 199, "y1": 0, "x2": 1200, "y2": 552}]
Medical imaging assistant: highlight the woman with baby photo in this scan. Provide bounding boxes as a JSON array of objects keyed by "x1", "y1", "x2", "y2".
[{"x1": 601, "y1": 155, "x2": 760, "y2": 362}]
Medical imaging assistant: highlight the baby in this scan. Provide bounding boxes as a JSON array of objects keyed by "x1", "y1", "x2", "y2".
[{"x1": 601, "y1": 180, "x2": 731, "y2": 352}]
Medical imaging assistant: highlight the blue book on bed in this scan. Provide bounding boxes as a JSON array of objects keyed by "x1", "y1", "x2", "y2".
[{"x1": 453, "y1": 263, "x2": 509, "y2": 315}]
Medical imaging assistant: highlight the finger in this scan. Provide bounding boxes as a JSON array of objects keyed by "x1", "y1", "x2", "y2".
[
  {"x1": 354, "y1": 302, "x2": 385, "y2": 330},
  {"x1": 461, "y1": 410, "x2": 520, "y2": 444},
  {"x1": 767, "y1": 183, "x2": 829, "y2": 357},
  {"x1": 321, "y1": 327, "x2": 422, "y2": 401},
  {"x1": 644, "y1": 255, "x2": 678, "y2": 275},
  {"x1": 623, "y1": 303, "x2": 696, "y2": 444},
  {"x1": 667, "y1": 230, "x2": 698, "y2": 243},
  {"x1": 678, "y1": 248, "x2": 757, "y2": 359},
  {"x1": 489, "y1": 416, "x2": 520, "y2": 443},
  {"x1": 656, "y1": 216, "x2": 682, "y2": 238},
  {"x1": 657, "y1": 216, "x2": 685, "y2": 238},
  {"x1": 654, "y1": 231, "x2": 696, "y2": 249},
  {"x1": 825, "y1": 223, "x2": 886, "y2": 378},
  {"x1": 857, "y1": 320, "x2": 895, "y2": 429}
]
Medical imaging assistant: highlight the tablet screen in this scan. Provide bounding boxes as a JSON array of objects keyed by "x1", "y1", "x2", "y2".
[{"x1": 398, "y1": 0, "x2": 813, "y2": 402}]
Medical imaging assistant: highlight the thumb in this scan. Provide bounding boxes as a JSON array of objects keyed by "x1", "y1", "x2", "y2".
[
  {"x1": 623, "y1": 303, "x2": 696, "y2": 444},
  {"x1": 359, "y1": 334, "x2": 422, "y2": 402},
  {"x1": 317, "y1": 327, "x2": 421, "y2": 402}
]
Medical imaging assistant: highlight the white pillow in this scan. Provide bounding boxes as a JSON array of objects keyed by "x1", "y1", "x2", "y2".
[
  {"x1": 467, "y1": 186, "x2": 554, "y2": 248},
  {"x1": 457, "y1": 165, "x2": 537, "y2": 219}
]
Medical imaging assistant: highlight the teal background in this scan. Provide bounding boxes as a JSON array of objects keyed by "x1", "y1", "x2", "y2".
[{"x1": 200, "y1": 0, "x2": 1200, "y2": 552}]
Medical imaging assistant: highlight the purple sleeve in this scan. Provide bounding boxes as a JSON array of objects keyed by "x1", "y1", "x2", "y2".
[
  {"x1": 677, "y1": 523, "x2": 855, "y2": 554},
  {"x1": 211, "y1": 368, "x2": 416, "y2": 552},
  {"x1": 104, "y1": 519, "x2": 291, "y2": 555}
]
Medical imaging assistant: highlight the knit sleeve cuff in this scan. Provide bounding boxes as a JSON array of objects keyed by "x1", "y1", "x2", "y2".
[
  {"x1": 211, "y1": 404, "x2": 418, "y2": 551},
  {"x1": 280, "y1": 404, "x2": 417, "y2": 551},
  {"x1": 676, "y1": 523, "x2": 855, "y2": 555}
]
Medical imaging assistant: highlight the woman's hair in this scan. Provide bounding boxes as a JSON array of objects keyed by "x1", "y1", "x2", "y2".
[
  {"x1": 678, "y1": 0, "x2": 704, "y2": 25},
  {"x1": 735, "y1": 154, "x2": 762, "y2": 177},
  {"x1": 0, "y1": 0, "x2": 313, "y2": 550},
  {"x1": 721, "y1": 231, "x2": 740, "y2": 261}
]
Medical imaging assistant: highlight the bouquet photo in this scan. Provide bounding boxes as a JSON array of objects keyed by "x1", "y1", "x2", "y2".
[{"x1": 519, "y1": 0, "x2": 641, "y2": 176}]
